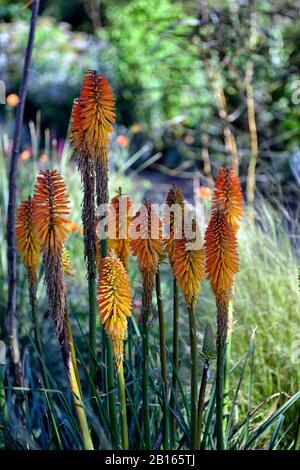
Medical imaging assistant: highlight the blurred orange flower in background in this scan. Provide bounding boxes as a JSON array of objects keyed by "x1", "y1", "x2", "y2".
[
  {"x1": 131, "y1": 123, "x2": 142, "y2": 133},
  {"x1": 197, "y1": 186, "x2": 212, "y2": 201},
  {"x1": 39, "y1": 153, "x2": 48, "y2": 163},
  {"x1": 116, "y1": 134, "x2": 129, "y2": 148},
  {"x1": 6, "y1": 93, "x2": 19, "y2": 107},
  {"x1": 20, "y1": 149, "x2": 31, "y2": 161}
]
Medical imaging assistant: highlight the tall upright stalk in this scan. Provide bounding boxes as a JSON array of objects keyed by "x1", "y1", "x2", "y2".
[
  {"x1": 88, "y1": 277, "x2": 97, "y2": 384},
  {"x1": 188, "y1": 306, "x2": 198, "y2": 450},
  {"x1": 29, "y1": 275, "x2": 48, "y2": 388},
  {"x1": 170, "y1": 277, "x2": 179, "y2": 448},
  {"x1": 7, "y1": 0, "x2": 40, "y2": 387},
  {"x1": 223, "y1": 299, "x2": 233, "y2": 435},
  {"x1": 216, "y1": 337, "x2": 226, "y2": 450},
  {"x1": 117, "y1": 362, "x2": 129, "y2": 449},
  {"x1": 97, "y1": 165, "x2": 119, "y2": 448},
  {"x1": 142, "y1": 314, "x2": 151, "y2": 449},
  {"x1": 155, "y1": 269, "x2": 169, "y2": 449}
]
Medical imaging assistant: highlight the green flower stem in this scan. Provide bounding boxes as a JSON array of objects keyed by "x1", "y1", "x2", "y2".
[
  {"x1": 142, "y1": 316, "x2": 151, "y2": 449},
  {"x1": 223, "y1": 299, "x2": 233, "y2": 436},
  {"x1": 170, "y1": 277, "x2": 179, "y2": 448},
  {"x1": 155, "y1": 269, "x2": 170, "y2": 449},
  {"x1": 88, "y1": 276, "x2": 97, "y2": 386},
  {"x1": 117, "y1": 361, "x2": 129, "y2": 450},
  {"x1": 216, "y1": 337, "x2": 226, "y2": 450},
  {"x1": 188, "y1": 306, "x2": 198, "y2": 450}
]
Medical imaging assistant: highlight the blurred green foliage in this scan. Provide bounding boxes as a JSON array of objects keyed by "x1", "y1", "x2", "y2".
[{"x1": 1, "y1": 0, "x2": 300, "y2": 200}]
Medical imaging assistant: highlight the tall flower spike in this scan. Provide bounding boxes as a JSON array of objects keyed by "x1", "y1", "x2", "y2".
[
  {"x1": 205, "y1": 206, "x2": 239, "y2": 297},
  {"x1": 33, "y1": 170, "x2": 71, "y2": 254},
  {"x1": 97, "y1": 252, "x2": 132, "y2": 370},
  {"x1": 130, "y1": 199, "x2": 163, "y2": 318},
  {"x1": 164, "y1": 184, "x2": 185, "y2": 265},
  {"x1": 130, "y1": 199, "x2": 163, "y2": 276},
  {"x1": 70, "y1": 98, "x2": 85, "y2": 157},
  {"x1": 80, "y1": 70, "x2": 115, "y2": 164},
  {"x1": 108, "y1": 192, "x2": 132, "y2": 270},
  {"x1": 213, "y1": 167, "x2": 243, "y2": 232},
  {"x1": 172, "y1": 215, "x2": 205, "y2": 310},
  {"x1": 16, "y1": 196, "x2": 40, "y2": 279}
]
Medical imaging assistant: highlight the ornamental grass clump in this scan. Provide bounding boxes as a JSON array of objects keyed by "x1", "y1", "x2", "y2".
[
  {"x1": 130, "y1": 199, "x2": 163, "y2": 449},
  {"x1": 33, "y1": 169, "x2": 93, "y2": 450}
]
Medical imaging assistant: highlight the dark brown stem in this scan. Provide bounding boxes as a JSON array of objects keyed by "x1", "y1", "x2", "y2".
[{"x1": 6, "y1": 0, "x2": 40, "y2": 386}]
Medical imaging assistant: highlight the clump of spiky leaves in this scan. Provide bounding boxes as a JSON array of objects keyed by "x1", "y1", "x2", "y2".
[
  {"x1": 130, "y1": 199, "x2": 163, "y2": 318},
  {"x1": 16, "y1": 196, "x2": 40, "y2": 286},
  {"x1": 108, "y1": 192, "x2": 132, "y2": 270},
  {"x1": 97, "y1": 251, "x2": 131, "y2": 370},
  {"x1": 213, "y1": 167, "x2": 243, "y2": 232}
]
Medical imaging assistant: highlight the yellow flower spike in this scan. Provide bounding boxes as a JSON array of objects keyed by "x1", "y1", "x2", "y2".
[
  {"x1": 16, "y1": 196, "x2": 40, "y2": 281},
  {"x1": 97, "y1": 252, "x2": 131, "y2": 370},
  {"x1": 172, "y1": 216, "x2": 205, "y2": 310}
]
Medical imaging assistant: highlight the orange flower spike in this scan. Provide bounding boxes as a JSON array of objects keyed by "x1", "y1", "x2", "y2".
[
  {"x1": 16, "y1": 197, "x2": 40, "y2": 272},
  {"x1": 205, "y1": 207, "x2": 239, "y2": 296},
  {"x1": 108, "y1": 193, "x2": 133, "y2": 270},
  {"x1": 70, "y1": 98, "x2": 85, "y2": 155},
  {"x1": 79, "y1": 70, "x2": 115, "y2": 162},
  {"x1": 130, "y1": 199, "x2": 163, "y2": 276},
  {"x1": 172, "y1": 219, "x2": 205, "y2": 309},
  {"x1": 213, "y1": 167, "x2": 243, "y2": 232},
  {"x1": 33, "y1": 170, "x2": 71, "y2": 253},
  {"x1": 164, "y1": 184, "x2": 185, "y2": 264},
  {"x1": 97, "y1": 253, "x2": 132, "y2": 370}
]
